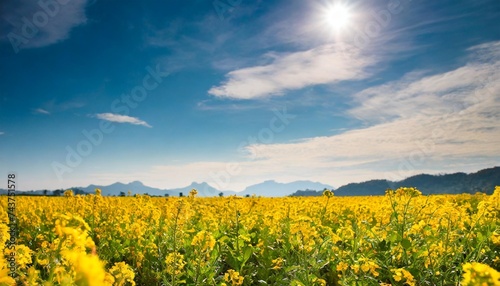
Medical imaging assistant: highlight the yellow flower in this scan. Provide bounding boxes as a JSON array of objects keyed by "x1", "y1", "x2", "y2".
[
  {"x1": 358, "y1": 259, "x2": 380, "y2": 277},
  {"x1": 165, "y1": 252, "x2": 186, "y2": 276},
  {"x1": 224, "y1": 269, "x2": 244, "y2": 286},
  {"x1": 191, "y1": 230, "x2": 216, "y2": 252},
  {"x1": 351, "y1": 264, "x2": 360, "y2": 274},
  {"x1": 9, "y1": 184, "x2": 500, "y2": 285},
  {"x1": 189, "y1": 188, "x2": 198, "y2": 197},
  {"x1": 322, "y1": 189, "x2": 334, "y2": 198},
  {"x1": 271, "y1": 257, "x2": 284, "y2": 270},
  {"x1": 64, "y1": 190, "x2": 74, "y2": 197},
  {"x1": 4, "y1": 244, "x2": 33, "y2": 269},
  {"x1": 109, "y1": 262, "x2": 136, "y2": 286},
  {"x1": 25, "y1": 267, "x2": 41, "y2": 285},
  {"x1": 336, "y1": 261, "x2": 348, "y2": 272},
  {"x1": 63, "y1": 250, "x2": 108, "y2": 286},
  {"x1": 492, "y1": 232, "x2": 500, "y2": 246},
  {"x1": 37, "y1": 257, "x2": 49, "y2": 267},
  {"x1": 312, "y1": 277, "x2": 326, "y2": 286},
  {"x1": 391, "y1": 268, "x2": 415, "y2": 286},
  {"x1": 0, "y1": 224, "x2": 9, "y2": 247},
  {"x1": 53, "y1": 214, "x2": 94, "y2": 253},
  {"x1": 104, "y1": 273, "x2": 115, "y2": 285},
  {"x1": 462, "y1": 262, "x2": 500, "y2": 286},
  {"x1": 387, "y1": 187, "x2": 422, "y2": 198},
  {"x1": 0, "y1": 257, "x2": 16, "y2": 286}
]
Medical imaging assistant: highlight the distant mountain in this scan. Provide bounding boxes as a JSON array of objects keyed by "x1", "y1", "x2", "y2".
[
  {"x1": 4, "y1": 166, "x2": 497, "y2": 197},
  {"x1": 0, "y1": 188, "x2": 88, "y2": 196},
  {"x1": 73, "y1": 180, "x2": 332, "y2": 198},
  {"x1": 289, "y1": 189, "x2": 324, "y2": 197},
  {"x1": 0, "y1": 189, "x2": 48, "y2": 196},
  {"x1": 328, "y1": 179, "x2": 393, "y2": 196},
  {"x1": 78, "y1": 181, "x2": 173, "y2": 196},
  {"x1": 73, "y1": 181, "x2": 232, "y2": 197},
  {"x1": 168, "y1": 182, "x2": 229, "y2": 197},
  {"x1": 240, "y1": 180, "x2": 333, "y2": 197},
  {"x1": 333, "y1": 166, "x2": 500, "y2": 196}
]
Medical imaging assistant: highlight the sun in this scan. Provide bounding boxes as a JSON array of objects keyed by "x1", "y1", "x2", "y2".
[{"x1": 324, "y1": 3, "x2": 352, "y2": 30}]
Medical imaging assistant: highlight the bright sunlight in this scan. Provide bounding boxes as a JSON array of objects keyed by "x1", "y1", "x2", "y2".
[{"x1": 324, "y1": 3, "x2": 352, "y2": 30}]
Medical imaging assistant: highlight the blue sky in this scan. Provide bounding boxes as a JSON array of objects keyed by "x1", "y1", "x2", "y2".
[{"x1": 1, "y1": 0, "x2": 499, "y2": 192}]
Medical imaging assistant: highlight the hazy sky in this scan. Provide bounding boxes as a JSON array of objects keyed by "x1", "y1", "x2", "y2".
[{"x1": 1, "y1": 0, "x2": 499, "y2": 191}]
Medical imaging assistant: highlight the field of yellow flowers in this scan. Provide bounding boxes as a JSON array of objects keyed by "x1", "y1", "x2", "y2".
[{"x1": 1, "y1": 186, "x2": 500, "y2": 285}]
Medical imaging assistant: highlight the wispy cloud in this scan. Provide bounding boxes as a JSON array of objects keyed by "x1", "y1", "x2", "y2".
[
  {"x1": 1, "y1": 0, "x2": 89, "y2": 51},
  {"x1": 238, "y1": 41, "x2": 500, "y2": 181},
  {"x1": 349, "y1": 41, "x2": 500, "y2": 124},
  {"x1": 34, "y1": 108, "x2": 50, "y2": 115},
  {"x1": 208, "y1": 44, "x2": 378, "y2": 99},
  {"x1": 140, "y1": 41, "x2": 500, "y2": 190},
  {"x1": 146, "y1": 18, "x2": 241, "y2": 74},
  {"x1": 0, "y1": 132, "x2": 4, "y2": 136},
  {"x1": 95, "y1": 113, "x2": 152, "y2": 128},
  {"x1": 33, "y1": 99, "x2": 85, "y2": 115}
]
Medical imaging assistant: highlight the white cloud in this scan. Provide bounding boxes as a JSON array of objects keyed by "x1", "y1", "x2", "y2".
[
  {"x1": 2, "y1": 0, "x2": 88, "y2": 51},
  {"x1": 349, "y1": 63, "x2": 500, "y2": 123},
  {"x1": 95, "y1": 113, "x2": 152, "y2": 128},
  {"x1": 131, "y1": 41, "x2": 500, "y2": 190},
  {"x1": 59, "y1": 42, "x2": 500, "y2": 193},
  {"x1": 34, "y1": 108, "x2": 50, "y2": 115},
  {"x1": 208, "y1": 43, "x2": 378, "y2": 99},
  {"x1": 235, "y1": 41, "x2": 500, "y2": 182},
  {"x1": 0, "y1": 132, "x2": 4, "y2": 135}
]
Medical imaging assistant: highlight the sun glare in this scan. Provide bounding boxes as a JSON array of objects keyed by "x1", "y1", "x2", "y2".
[{"x1": 325, "y1": 3, "x2": 351, "y2": 30}]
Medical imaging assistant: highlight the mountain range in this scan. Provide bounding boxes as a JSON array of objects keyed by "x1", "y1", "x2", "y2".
[
  {"x1": 3, "y1": 166, "x2": 499, "y2": 197},
  {"x1": 291, "y1": 166, "x2": 500, "y2": 196},
  {"x1": 75, "y1": 180, "x2": 333, "y2": 197}
]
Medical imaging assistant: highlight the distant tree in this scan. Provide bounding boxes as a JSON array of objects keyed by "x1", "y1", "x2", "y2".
[
  {"x1": 43, "y1": 190, "x2": 48, "y2": 196},
  {"x1": 165, "y1": 193, "x2": 170, "y2": 197},
  {"x1": 245, "y1": 194, "x2": 250, "y2": 198},
  {"x1": 53, "y1": 189, "x2": 62, "y2": 196},
  {"x1": 72, "y1": 188, "x2": 85, "y2": 195},
  {"x1": 179, "y1": 192, "x2": 184, "y2": 197},
  {"x1": 119, "y1": 191, "x2": 126, "y2": 197},
  {"x1": 289, "y1": 189, "x2": 322, "y2": 197},
  {"x1": 219, "y1": 192, "x2": 224, "y2": 197}
]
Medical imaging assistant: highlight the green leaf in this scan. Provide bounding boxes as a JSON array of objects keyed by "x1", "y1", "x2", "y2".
[
  {"x1": 389, "y1": 232, "x2": 399, "y2": 243},
  {"x1": 477, "y1": 232, "x2": 484, "y2": 242},
  {"x1": 226, "y1": 251, "x2": 240, "y2": 270},
  {"x1": 401, "y1": 238, "x2": 411, "y2": 249},
  {"x1": 243, "y1": 246, "x2": 253, "y2": 262}
]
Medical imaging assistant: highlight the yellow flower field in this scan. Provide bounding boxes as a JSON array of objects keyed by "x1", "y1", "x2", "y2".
[{"x1": 1, "y1": 186, "x2": 500, "y2": 285}]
